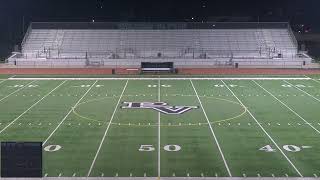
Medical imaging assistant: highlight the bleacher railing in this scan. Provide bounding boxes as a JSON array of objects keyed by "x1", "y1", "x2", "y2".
[
  {"x1": 30, "y1": 22, "x2": 290, "y2": 30},
  {"x1": 287, "y1": 24, "x2": 299, "y2": 53},
  {"x1": 21, "y1": 24, "x2": 32, "y2": 52}
]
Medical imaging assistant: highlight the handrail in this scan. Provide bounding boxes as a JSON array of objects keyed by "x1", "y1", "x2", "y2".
[
  {"x1": 21, "y1": 23, "x2": 32, "y2": 52},
  {"x1": 287, "y1": 23, "x2": 298, "y2": 53}
]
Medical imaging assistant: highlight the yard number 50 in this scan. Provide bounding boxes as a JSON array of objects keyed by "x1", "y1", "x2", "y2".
[{"x1": 139, "y1": 144, "x2": 181, "y2": 152}]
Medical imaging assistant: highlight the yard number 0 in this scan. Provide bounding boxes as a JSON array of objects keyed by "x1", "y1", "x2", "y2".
[
  {"x1": 139, "y1": 144, "x2": 181, "y2": 152},
  {"x1": 44, "y1": 145, "x2": 62, "y2": 152}
]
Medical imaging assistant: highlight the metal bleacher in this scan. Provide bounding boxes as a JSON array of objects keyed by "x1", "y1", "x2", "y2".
[{"x1": 8, "y1": 22, "x2": 312, "y2": 68}]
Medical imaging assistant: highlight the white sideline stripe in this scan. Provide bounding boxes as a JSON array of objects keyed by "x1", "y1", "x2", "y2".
[
  {"x1": 43, "y1": 80, "x2": 98, "y2": 145},
  {"x1": 253, "y1": 80, "x2": 320, "y2": 135},
  {"x1": 190, "y1": 80, "x2": 232, "y2": 177},
  {"x1": 0, "y1": 81, "x2": 35, "y2": 103},
  {"x1": 0, "y1": 80, "x2": 67, "y2": 134},
  {"x1": 284, "y1": 80, "x2": 320, "y2": 103},
  {"x1": 8, "y1": 77, "x2": 311, "y2": 81},
  {"x1": 220, "y1": 80, "x2": 303, "y2": 177},
  {"x1": 87, "y1": 80, "x2": 129, "y2": 177},
  {"x1": 158, "y1": 79, "x2": 161, "y2": 178}
]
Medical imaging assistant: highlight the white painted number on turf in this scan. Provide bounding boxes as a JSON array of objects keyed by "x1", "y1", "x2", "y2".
[
  {"x1": 139, "y1": 144, "x2": 181, "y2": 152},
  {"x1": 13, "y1": 85, "x2": 24, "y2": 88},
  {"x1": 78, "y1": 85, "x2": 104, "y2": 88},
  {"x1": 259, "y1": 145, "x2": 276, "y2": 152},
  {"x1": 214, "y1": 84, "x2": 240, "y2": 88},
  {"x1": 282, "y1": 84, "x2": 312, "y2": 88},
  {"x1": 44, "y1": 145, "x2": 62, "y2": 152},
  {"x1": 139, "y1": 145, "x2": 155, "y2": 152},
  {"x1": 148, "y1": 85, "x2": 172, "y2": 88},
  {"x1": 283, "y1": 145, "x2": 301, "y2": 152},
  {"x1": 260, "y1": 145, "x2": 307, "y2": 153},
  {"x1": 10, "y1": 85, "x2": 38, "y2": 88},
  {"x1": 163, "y1": 145, "x2": 181, "y2": 152}
]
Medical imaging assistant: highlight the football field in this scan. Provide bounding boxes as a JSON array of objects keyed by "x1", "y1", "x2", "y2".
[{"x1": 0, "y1": 75, "x2": 320, "y2": 178}]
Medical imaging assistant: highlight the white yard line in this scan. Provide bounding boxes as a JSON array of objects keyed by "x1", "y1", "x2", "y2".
[
  {"x1": 8, "y1": 77, "x2": 311, "y2": 81},
  {"x1": 0, "y1": 80, "x2": 36, "y2": 103},
  {"x1": 303, "y1": 75, "x2": 320, "y2": 84},
  {"x1": 158, "y1": 79, "x2": 161, "y2": 178},
  {"x1": 310, "y1": 78, "x2": 320, "y2": 84},
  {"x1": 253, "y1": 80, "x2": 320, "y2": 134},
  {"x1": 283, "y1": 80, "x2": 320, "y2": 103},
  {"x1": 0, "y1": 80, "x2": 67, "y2": 134},
  {"x1": 43, "y1": 80, "x2": 98, "y2": 145},
  {"x1": 220, "y1": 80, "x2": 303, "y2": 177},
  {"x1": 0, "y1": 79, "x2": 7, "y2": 85},
  {"x1": 87, "y1": 80, "x2": 129, "y2": 177},
  {"x1": 190, "y1": 80, "x2": 232, "y2": 177}
]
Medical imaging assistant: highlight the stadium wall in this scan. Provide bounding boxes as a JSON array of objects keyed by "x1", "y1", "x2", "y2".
[{"x1": 1, "y1": 68, "x2": 320, "y2": 75}]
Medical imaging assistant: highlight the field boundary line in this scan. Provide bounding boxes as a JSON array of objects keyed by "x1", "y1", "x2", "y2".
[
  {"x1": 221, "y1": 80, "x2": 303, "y2": 177},
  {"x1": 253, "y1": 80, "x2": 320, "y2": 134},
  {"x1": 43, "y1": 80, "x2": 98, "y2": 145},
  {"x1": 283, "y1": 80, "x2": 320, "y2": 103},
  {"x1": 190, "y1": 80, "x2": 232, "y2": 177},
  {"x1": 158, "y1": 79, "x2": 161, "y2": 179},
  {"x1": 87, "y1": 80, "x2": 129, "y2": 177},
  {"x1": 8, "y1": 77, "x2": 311, "y2": 81},
  {"x1": 0, "y1": 80, "x2": 35, "y2": 103},
  {"x1": 0, "y1": 80, "x2": 67, "y2": 134}
]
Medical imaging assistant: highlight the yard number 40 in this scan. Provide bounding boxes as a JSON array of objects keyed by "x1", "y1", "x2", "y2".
[{"x1": 259, "y1": 144, "x2": 306, "y2": 153}]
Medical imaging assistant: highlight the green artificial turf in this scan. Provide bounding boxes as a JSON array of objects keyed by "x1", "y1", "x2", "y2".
[{"x1": 0, "y1": 76, "x2": 320, "y2": 177}]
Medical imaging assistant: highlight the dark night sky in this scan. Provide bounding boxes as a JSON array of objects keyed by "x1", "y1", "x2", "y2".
[{"x1": 0, "y1": 0, "x2": 319, "y2": 58}]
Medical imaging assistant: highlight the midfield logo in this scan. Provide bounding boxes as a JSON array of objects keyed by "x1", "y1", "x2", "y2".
[{"x1": 121, "y1": 102, "x2": 198, "y2": 115}]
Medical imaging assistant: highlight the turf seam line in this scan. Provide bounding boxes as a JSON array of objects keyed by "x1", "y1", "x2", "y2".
[
  {"x1": 0, "y1": 80, "x2": 66, "y2": 134},
  {"x1": 221, "y1": 80, "x2": 303, "y2": 177},
  {"x1": 253, "y1": 80, "x2": 320, "y2": 135},
  {"x1": 0, "y1": 80, "x2": 36, "y2": 103},
  {"x1": 87, "y1": 80, "x2": 129, "y2": 177},
  {"x1": 190, "y1": 80, "x2": 233, "y2": 177},
  {"x1": 8, "y1": 77, "x2": 312, "y2": 80},
  {"x1": 43, "y1": 80, "x2": 98, "y2": 145},
  {"x1": 283, "y1": 80, "x2": 320, "y2": 103}
]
